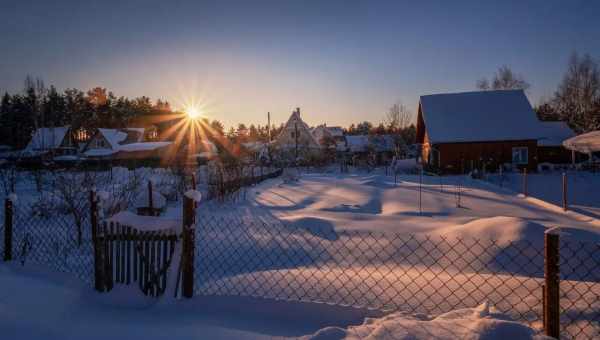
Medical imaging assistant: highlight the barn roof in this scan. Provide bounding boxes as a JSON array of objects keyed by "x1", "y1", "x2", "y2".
[{"x1": 419, "y1": 90, "x2": 550, "y2": 144}]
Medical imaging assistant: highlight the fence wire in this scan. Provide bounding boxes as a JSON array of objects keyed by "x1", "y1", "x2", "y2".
[
  {"x1": 11, "y1": 197, "x2": 94, "y2": 284},
  {"x1": 559, "y1": 238, "x2": 600, "y2": 339}
]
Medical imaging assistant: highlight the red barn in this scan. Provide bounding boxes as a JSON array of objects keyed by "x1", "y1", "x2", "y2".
[{"x1": 416, "y1": 90, "x2": 574, "y2": 173}]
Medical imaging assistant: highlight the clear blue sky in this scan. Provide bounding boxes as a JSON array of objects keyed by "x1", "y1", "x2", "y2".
[{"x1": 1, "y1": 0, "x2": 599, "y2": 128}]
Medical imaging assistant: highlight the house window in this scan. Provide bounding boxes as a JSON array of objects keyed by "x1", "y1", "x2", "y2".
[
  {"x1": 291, "y1": 131, "x2": 295, "y2": 138},
  {"x1": 512, "y1": 147, "x2": 528, "y2": 164}
]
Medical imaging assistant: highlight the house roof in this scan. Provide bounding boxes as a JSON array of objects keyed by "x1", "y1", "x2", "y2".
[
  {"x1": 419, "y1": 90, "x2": 551, "y2": 144},
  {"x1": 97, "y1": 128, "x2": 128, "y2": 149},
  {"x1": 346, "y1": 134, "x2": 397, "y2": 153},
  {"x1": 563, "y1": 130, "x2": 600, "y2": 153},
  {"x1": 25, "y1": 126, "x2": 71, "y2": 151},
  {"x1": 537, "y1": 121, "x2": 575, "y2": 147}
]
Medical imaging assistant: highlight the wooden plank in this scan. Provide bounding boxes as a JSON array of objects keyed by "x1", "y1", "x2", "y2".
[{"x1": 133, "y1": 229, "x2": 138, "y2": 282}]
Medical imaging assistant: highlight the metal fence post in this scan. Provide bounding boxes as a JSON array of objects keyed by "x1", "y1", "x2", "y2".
[
  {"x1": 4, "y1": 198, "x2": 13, "y2": 261},
  {"x1": 562, "y1": 172, "x2": 568, "y2": 211},
  {"x1": 522, "y1": 168, "x2": 528, "y2": 197},
  {"x1": 90, "y1": 190, "x2": 104, "y2": 292},
  {"x1": 544, "y1": 231, "x2": 560, "y2": 338},
  {"x1": 182, "y1": 195, "x2": 195, "y2": 298}
]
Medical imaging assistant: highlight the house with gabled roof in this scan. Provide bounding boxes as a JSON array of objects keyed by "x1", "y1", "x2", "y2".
[
  {"x1": 273, "y1": 108, "x2": 321, "y2": 153},
  {"x1": 416, "y1": 90, "x2": 575, "y2": 173},
  {"x1": 82, "y1": 127, "x2": 172, "y2": 160},
  {"x1": 23, "y1": 126, "x2": 77, "y2": 158}
]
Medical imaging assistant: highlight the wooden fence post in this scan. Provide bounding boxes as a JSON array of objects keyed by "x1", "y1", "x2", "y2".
[
  {"x1": 191, "y1": 173, "x2": 197, "y2": 190},
  {"x1": 90, "y1": 190, "x2": 104, "y2": 292},
  {"x1": 544, "y1": 231, "x2": 560, "y2": 338},
  {"x1": 181, "y1": 195, "x2": 195, "y2": 298},
  {"x1": 4, "y1": 198, "x2": 13, "y2": 261},
  {"x1": 562, "y1": 172, "x2": 568, "y2": 211},
  {"x1": 522, "y1": 168, "x2": 528, "y2": 197}
]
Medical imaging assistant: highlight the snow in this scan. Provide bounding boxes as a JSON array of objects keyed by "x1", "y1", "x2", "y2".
[
  {"x1": 118, "y1": 141, "x2": 172, "y2": 152},
  {"x1": 484, "y1": 171, "x2": 600, "y2": 220},
  {"x1": 134, "y1": 189, "x2": 167, "y2": 209},
  {"x1": 97, "y1": 128, "x2": 128, "y2": 149},
  {"x1": 345, "y1": 135, "x2": 370, "y2": 152},
  {"x1": 239, "y1": 171, "x2": 600, "y2": 234},
  {"x1": 563, "y1": 130, "x2": 600, "y2": 153},
  {"x1": 84, "y1": 148, "x2": 117, "y2": 157},
  {"x1": 184, "y1": 189, "x2": 202, "y2": 202},
  {"x1": 0, "y1": 264, "x2": 389, "y2": 339},
  {"x1": 24, "y1": 126, "x2": 70, "y2": 151},
  {"x1": 0, "y1": 264, "x2": 548, "y2": 340},
  {"x1": 106, "y1": 211, "x2": 181, "y2": 231},
  {"x1": 304, "y1": 303, "x2": 550, "y2": 340},
  {"x1": 419, "y1": 90, "x2": 564, "y2": 144}
]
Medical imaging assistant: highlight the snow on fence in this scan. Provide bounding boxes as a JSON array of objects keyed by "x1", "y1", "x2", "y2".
[{"x1": 194, "y1": 215, "x2": 600, "y2": 339}]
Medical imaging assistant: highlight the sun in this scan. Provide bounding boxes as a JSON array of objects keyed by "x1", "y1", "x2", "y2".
[{"x1": 185, "y1": 106, "x2": 202, "y2": 120}]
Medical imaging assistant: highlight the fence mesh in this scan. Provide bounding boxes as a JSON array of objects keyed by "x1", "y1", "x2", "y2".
[
  {"x1": 195, "y1": 215, "x2": 545, "y2": 328},
  {"x1": 559, "y1": 238, "x2": 600, "y2": 339},
  {"x1": 1, "y1": 186, "x2": 599, "y2": 338},
  {"x1": 11, "y1": 197, "x2": 94, "y2": 284}
]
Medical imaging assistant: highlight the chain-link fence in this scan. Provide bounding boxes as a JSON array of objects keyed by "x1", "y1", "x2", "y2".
[
  {"x1": 559, "y1": 238, "x2": 600, "y2": 339},
  {"x1": 10, "y1": 196, "x2": 94, "y2": 283},
  {"x1": 194, "y1": 214, "x2": 599, "y2": 339}
]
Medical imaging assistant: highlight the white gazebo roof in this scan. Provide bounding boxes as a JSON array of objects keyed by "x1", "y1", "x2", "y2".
[{"x1": 563, "y1": 131, "x2": 600, "y2": 153}]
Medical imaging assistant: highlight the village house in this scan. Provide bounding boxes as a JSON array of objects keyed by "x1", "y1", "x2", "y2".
[
  {"x1": 81, "y1": 127, "x2": 173, "y2": 163},
  {"x1": 272, "y1": 108, "x2": 321, "y2": 159},
  {"x1": 416, "y1": 90, "x2": 575, "y2": 173},
  {"x1": 311, "y1": 124, "x2": 345, "y2": 148},
  {"x1": 22, "y1": 126, "x2": 77, "y2": 159}
]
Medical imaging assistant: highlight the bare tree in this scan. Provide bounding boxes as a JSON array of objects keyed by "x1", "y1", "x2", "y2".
[
  {"x1": 477, "y1": 66, "x2": 530, "y2": 91},
  {"x1": 0, "y1": 166, "x2": 17, "y2": 195},
  {"x1": 553, "y1": 52, "x2": 600, "y2": 133},
  {"x1": 385, "y1": 102, "x2": 412, "y2": 132}
]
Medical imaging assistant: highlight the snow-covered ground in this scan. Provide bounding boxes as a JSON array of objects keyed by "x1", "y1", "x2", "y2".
[
  {"x1": 485, "y1": 170, "x2": 600, "y2": 219},
  {"x1": 0, "y1": 264, "x2": 550, "y2": 340},
  {"x1": 1, "y1": 167, "x2": 598, "y2": 339},
  {"x1": 201, "y1": 169, "x2": 600, "y2": 235}
]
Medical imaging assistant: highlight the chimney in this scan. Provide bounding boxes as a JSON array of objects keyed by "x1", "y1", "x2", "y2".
[{"x1": 296, "y1": 107, "x2": 301, "y2": 117}]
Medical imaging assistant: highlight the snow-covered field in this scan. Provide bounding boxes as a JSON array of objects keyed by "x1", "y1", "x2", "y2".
[
  {"x1": 1, "y1": 167, "x2": 599, "y2": 339},
  {"x1": 0, "y1": 264, "x2": 551, "y2": 339},
  {"x1": 485, "y1": 170, "x2": 600, "y2": 219}
]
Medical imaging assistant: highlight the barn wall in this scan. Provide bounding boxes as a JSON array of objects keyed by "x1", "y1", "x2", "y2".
[
  {"x1": 432, "y1": 140, "x2": 538, "y2": 173},
  {"x1": 537, "y1": 146, "x2": 574, "y2": 164}
]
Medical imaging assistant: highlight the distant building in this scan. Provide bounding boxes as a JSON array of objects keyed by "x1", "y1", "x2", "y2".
[
  {"x1": 273, "y1": 108, "x2": 320, "y2": 156},
  {"x1": 23, "y1": 126, "x2": 77, "y2": 158},
  {"x1": 82, "y1": 128, "x2": 172, "y2": 160},
  {"x1": 311, "y1": 124, "x2": 345, "y2": 145},
  {"x1": 416, "y1": 90, "x2": 575, "y2": 173}
]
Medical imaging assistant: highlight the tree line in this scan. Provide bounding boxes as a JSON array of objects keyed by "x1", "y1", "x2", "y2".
[{"x1": 477, "y1": 52, "x2": 600, "y2": 134}]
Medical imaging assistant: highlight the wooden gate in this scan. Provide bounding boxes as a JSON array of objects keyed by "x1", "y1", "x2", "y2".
[{"x1": 95, "y1": 221, "x2": 179, "y2": 297}]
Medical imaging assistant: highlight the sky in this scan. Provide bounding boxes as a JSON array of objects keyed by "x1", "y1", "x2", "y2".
[{"x1": 1, "y1": 0, "x2": 600, "y2": 129}]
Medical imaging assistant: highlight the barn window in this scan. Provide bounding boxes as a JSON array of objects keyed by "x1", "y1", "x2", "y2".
[{"x1": 512, "y1": 147, "x2": 528, "y2": 164}]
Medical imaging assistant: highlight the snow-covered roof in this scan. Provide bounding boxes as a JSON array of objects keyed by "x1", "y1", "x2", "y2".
[
  {"x1": 97, "y1": 128, "x2": 128, "y2": 149},
  {"x1": 563, "y1": 130, "x2": 600, "y2": 153},
  {"x1": 419, "y1": 90, "x2": 548, "y2": 144},
  {"x1": 346, "y1": 135, "x2": 369, "y2": 152},
  {"x1": 327, "y1": 126, "x2": 344, "y2": 137},
  {"x1": 118, "y1": 142, "x2": 172, "y2": 153},
  {"x1": 25, "y1": 126, "x2": 70, "y2": 151},
  {"x1": 537, "y1": 121, "x2": 575, "y2": 147}
]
